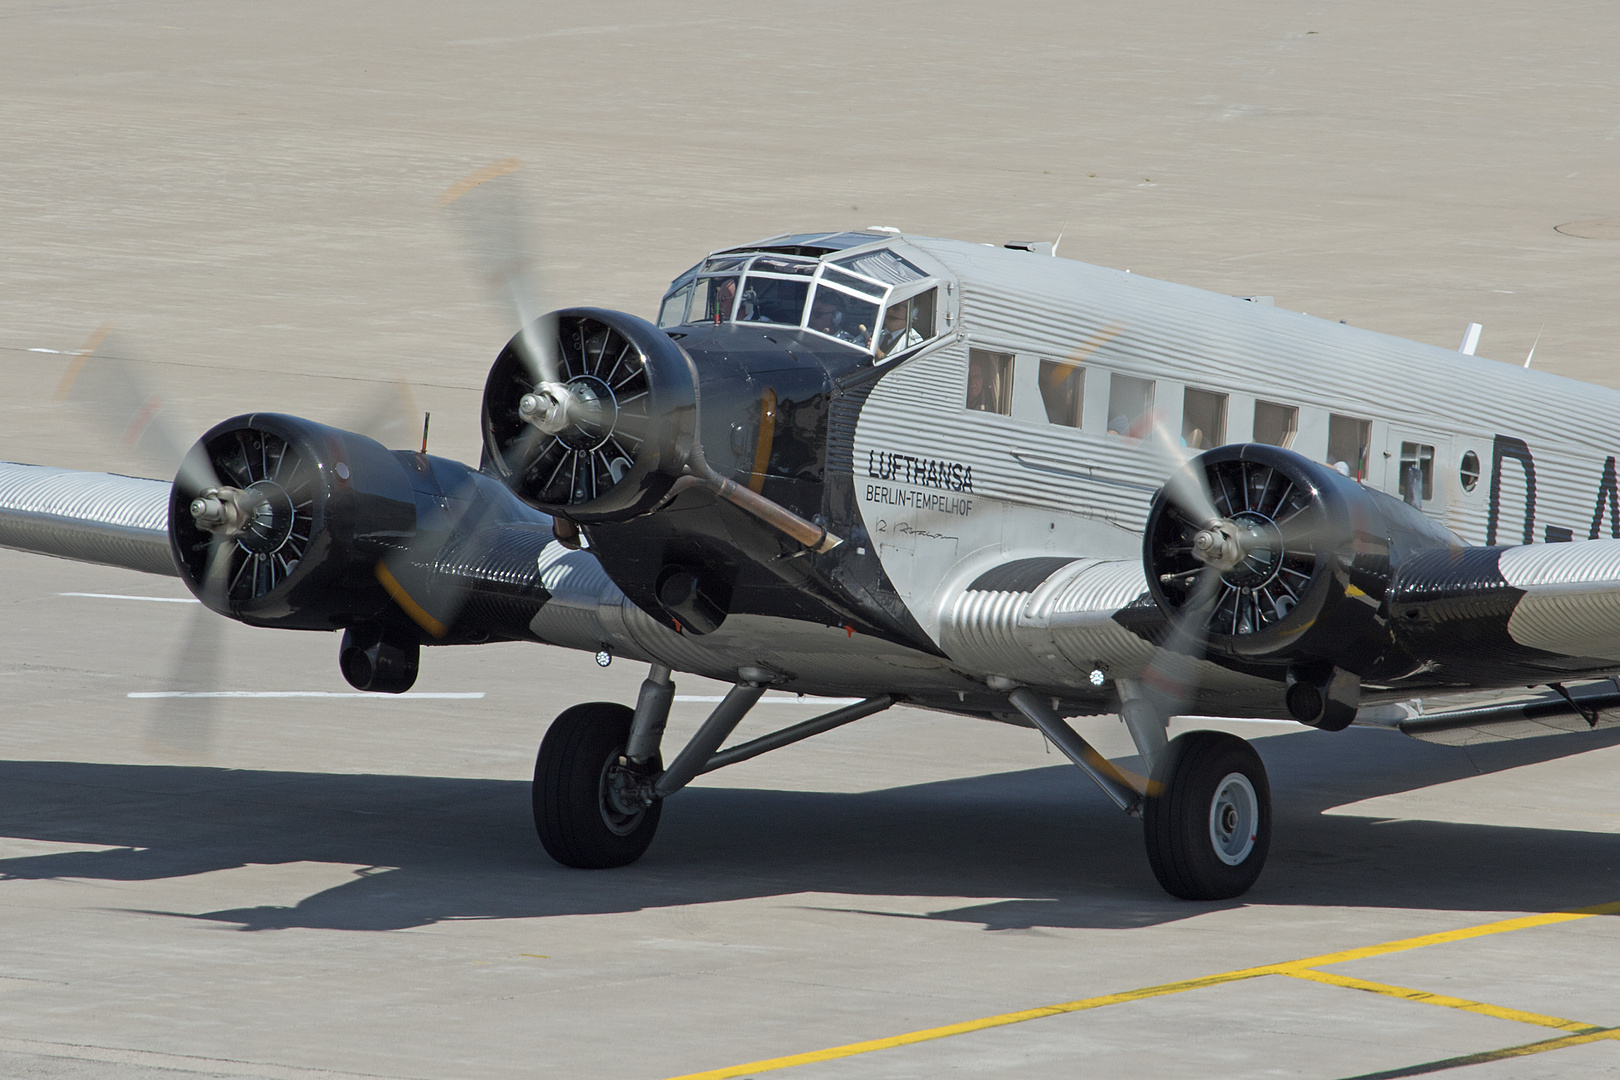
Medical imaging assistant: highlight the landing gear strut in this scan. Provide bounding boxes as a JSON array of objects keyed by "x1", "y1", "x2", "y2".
[
  {"x1": 1001, "y1": 678, "x2": 1272, "y2": 900},
  {"x1": 532, "y1": 663, "x2": 893, "y2": 870}
]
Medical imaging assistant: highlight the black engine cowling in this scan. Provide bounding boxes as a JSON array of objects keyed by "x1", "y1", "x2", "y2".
[
  {"x1": 169, "y1": 413, "x2": 550, "y2": 639},
  {"x1": 1144, "y1": 443, "x2": 1457, "y2": 680},
  {"x1": 480, "y1": 308, "x2": 697, "y2": 523}
]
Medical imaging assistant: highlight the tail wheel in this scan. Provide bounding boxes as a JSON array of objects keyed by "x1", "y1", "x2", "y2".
[
  {"x1": 533, "y1": 702, "x2": 661, "y2": 869},
  {"x1": 1143, "y1": 730, "x2": 1271, "y2": 900}
]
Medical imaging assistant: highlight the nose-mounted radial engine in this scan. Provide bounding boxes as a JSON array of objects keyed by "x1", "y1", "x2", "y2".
[
  {"x1": 478, "y1": 306, "x2": 849, "y2": 637},
  {"x1": 1143, "y1": 442, "x2": 1457, "y2": 728},
  {"x1": 480, "y1": 308, "x2": 698, "y2": 522}
]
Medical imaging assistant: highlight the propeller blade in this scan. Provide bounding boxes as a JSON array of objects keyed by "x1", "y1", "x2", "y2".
[
  {"x1": 438, "y1": 159, "x2": 561, "y2": 386},
  {"x1": 55, "y1": 326, "x2": 214, "y2": 488},
  {"x1": 145, "y1": 535, "x2": 233, "y2": 758},
  {"x1": 343, "y1": 379, "x2": 422, "y2": 450},
  {"x1": 1136, "y1": 562, "x2": 1224, "y2": 717},
  {"x1": 1146, "y1": 412, "x2": 1221, "y2": 527}
]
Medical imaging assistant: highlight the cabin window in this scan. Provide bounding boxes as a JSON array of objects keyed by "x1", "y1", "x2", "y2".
[
  {"x1": 834, "y1": 248, "x2": 926, "y2": 286},
  {"x1": 1182, "y1": 388, "x2": 1227, "y2": 449},
  {"x1": 807, "y1": 285, "x2": 879, "y2": 349},
  {"x1": 876, "y1": 288, "x2": 937, "y2": 360},
  {"x1": 1328, "y1": 414, "x2": 1371, "y2": 479},
  {"x1": 1399, "y1": 442, "x2": 1435, "y2": 505},
  {"x1": 966, "y1": 349, "x2": 1013, "y2": 414},
  {"x1": 1253, "y1": 401, "x2": 1297, "y2": 448},
  {"x1": 1107, "y1": 373, "x2": 1154, "y2": 436},
  {"x1": 1038, "y1": 359, "x2": 1083, "y2": 427},
  {"x1": 1459, "y1": 450, "x2": 1480, "y2": 492}
]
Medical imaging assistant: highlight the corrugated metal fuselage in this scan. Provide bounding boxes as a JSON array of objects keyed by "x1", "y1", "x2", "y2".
[{"x1": 529, "y1": 235, "x2": 1620, "y2": 719}]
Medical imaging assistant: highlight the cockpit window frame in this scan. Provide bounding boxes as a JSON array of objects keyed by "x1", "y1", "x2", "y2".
[{"x1": 657, "y1": 241, "x2": 956, "y2": 358}]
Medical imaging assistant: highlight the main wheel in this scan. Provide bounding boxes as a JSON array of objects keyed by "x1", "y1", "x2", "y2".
[
  {"x1": 534, "y1": 702, "x2": 662, "y2": 869},
  {"x1": 1143, "y1": 730, "x2": 1271, "y2": 900}
]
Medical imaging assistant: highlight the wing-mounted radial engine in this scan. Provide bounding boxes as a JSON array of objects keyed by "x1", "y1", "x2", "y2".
[
  {"x1": 171, "y1": 413, "x2": 555, "y2": 691},
  {"x1": 1144, "y1": 442, "x2": 1458, "y2": 729}
]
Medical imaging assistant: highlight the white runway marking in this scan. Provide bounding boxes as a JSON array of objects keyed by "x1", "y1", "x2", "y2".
[
  {"x1": 675, "y1": 695, "x2": 864, "y2": 705},
  {"x1": 60, "y1": 592, "x2": 200, "y2": 603},
  {"x1": 27, "y1": 347, "x2": 62, "y2": 354},
  {"x1": 129, "y1": 691, "x2": 485, "y2": 699}
]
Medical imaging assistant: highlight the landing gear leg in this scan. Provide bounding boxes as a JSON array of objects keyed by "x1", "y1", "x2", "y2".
[
  {"x1": 1117, "y1": 679, "x2": 1169, "y2": 776},
  {"x1": 1142, "y1": 730, "x2": 1271, "y2": 900}
]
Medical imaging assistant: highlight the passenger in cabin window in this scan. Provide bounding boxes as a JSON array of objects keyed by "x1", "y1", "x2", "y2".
[
  {"x1": 966, "y1": 354, "x2": 999, "y2": 412},
  {"x1": 1108, "y1": 414, "x2": 1130, "y2": 436},
  {"x1": 876, "y1": 303, "x2": 922, "y2": 360}
]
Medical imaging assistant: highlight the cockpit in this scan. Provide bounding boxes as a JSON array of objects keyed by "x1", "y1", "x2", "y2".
[{"x1": 657, "y1": 233, "x2": 944, "y2": 362}]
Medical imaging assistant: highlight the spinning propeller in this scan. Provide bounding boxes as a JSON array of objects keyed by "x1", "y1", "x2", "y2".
[
  {"x1": 56, "y1": 329, "x2": 423, "y2": 756},
  {"x1": 1132, "y1": 416, "x2": 1331, "y2": 722}
]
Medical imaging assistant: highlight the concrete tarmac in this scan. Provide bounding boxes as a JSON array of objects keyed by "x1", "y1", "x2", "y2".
[{"x1": 3, "y1": 2, "x2": 1620, "y2": 1077}]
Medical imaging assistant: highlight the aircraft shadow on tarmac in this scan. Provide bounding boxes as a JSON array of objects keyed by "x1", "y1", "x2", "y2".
[{"x1": 2, "y1": 727, "x2": 1619, "y2": 933}]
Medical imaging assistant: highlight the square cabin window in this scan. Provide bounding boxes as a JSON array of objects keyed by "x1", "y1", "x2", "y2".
[
  {"x1": 1253, "y1": 401, "x2": 1298, "y2": 448},
  {"x1": 1328, "y1": 414, "x2": 1371, "y2": 479},
  {"x1": 966, "y1": 349, "x2": 1013, "y2": 414},
  {"x1": 1182, "y1": 388, "x2": 1226, "y2": 450},
  {"x1": 1038, "y1": 359, "x2": 1083, "y2": 428},
  {"x1": 1399, "y1": 442, "x2": 1435, "y2": 505},
  {"x1": 1107, "y1": 373, "x2": 1155, "y2": 436}
]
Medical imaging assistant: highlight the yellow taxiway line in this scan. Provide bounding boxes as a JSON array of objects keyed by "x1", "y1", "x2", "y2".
[{"x1": 662, "y1": 900, "x2": 1620, "y2": 1080}]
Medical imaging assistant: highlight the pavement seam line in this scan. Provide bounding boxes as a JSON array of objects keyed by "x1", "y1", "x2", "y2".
[
  {"x1": 661, "y1": 900, "x2": 1620, "y2": 1080},
  {"x1": 1333, "y1": 1027, "x2": 1620, "y2": 1080}
]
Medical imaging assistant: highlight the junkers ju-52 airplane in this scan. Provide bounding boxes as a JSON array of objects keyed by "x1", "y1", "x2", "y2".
[{"x1": 8, "y1": 172, "x2": 1620, "y2": 901}]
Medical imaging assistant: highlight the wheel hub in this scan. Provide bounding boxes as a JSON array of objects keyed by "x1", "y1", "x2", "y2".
[
  {"x1": 599, "y1": 756, "x2": 653, "y2": 835},
  {"x1": 1208, "y1": 771, "x2": 1259, "y2": 866}
]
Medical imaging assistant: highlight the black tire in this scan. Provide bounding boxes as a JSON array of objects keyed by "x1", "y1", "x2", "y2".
[
  {"x1": 534, "y1": 702, "x2": 662, "y2": 869},
  {"x1": 1143, "y1": 730, "x2": 1271, "y2": 900}
]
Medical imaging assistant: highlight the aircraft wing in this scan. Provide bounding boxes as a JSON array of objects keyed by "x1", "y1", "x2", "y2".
[
  {"x1": 935, "y1": 554, "x2": 1277, "y2": 710},
  {"x1": 1390, "y1": 538, "x2": 1620, "y2": 681},
  {"x1": 0, "y1": 461, "x2": 175, "y2": 576}
]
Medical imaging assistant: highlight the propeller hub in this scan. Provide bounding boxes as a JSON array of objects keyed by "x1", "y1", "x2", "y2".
[
  {"x1": 518, "y1": 377, "x2": 615, "y2": 450},
  {"x1": 1191, "y1": 519, "x2": 1245, "y2": 571},
  {"x1": 190, "y1": 487, "x2": 249, "y2": 537},
  {"x1": 1193, "y1": 513, "x2": 1284, "y2": 588}
]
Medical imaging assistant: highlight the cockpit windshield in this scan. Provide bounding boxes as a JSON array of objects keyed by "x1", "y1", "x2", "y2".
[{"x1": 657, "y1": 243, "x2": 944, "y2": 359}]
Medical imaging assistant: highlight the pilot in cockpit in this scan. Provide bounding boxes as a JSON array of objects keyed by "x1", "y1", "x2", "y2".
[
  {"x1": 710, "y1": 277, "x2": 738, "y2": 322},
  {"x1": 875, "y1": 302, "x2": 923, "y2": 360},
  {"x1": 809, "y1": 290, "x2": 871, "y2": 347}
]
